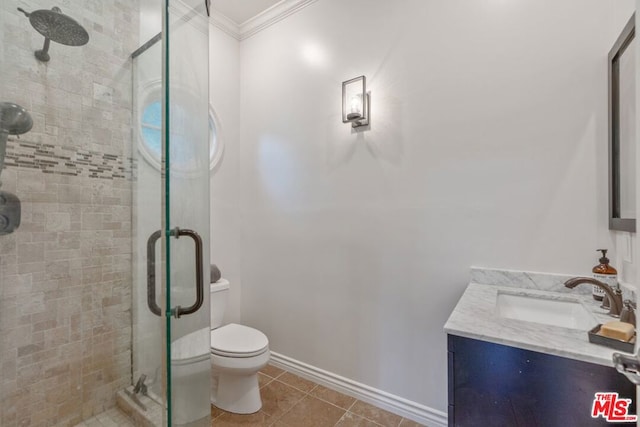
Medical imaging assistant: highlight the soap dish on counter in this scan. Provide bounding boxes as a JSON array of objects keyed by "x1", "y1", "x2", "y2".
[{"x1": 588, "y1": 325, "x2": 636, "y2": 353}]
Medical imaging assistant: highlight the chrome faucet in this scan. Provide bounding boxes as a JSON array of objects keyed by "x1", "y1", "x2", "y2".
[
  {"x1": 133, "y1": 374, "x2": 147, "y2": 395},
  {"x1": 564, "y1": 277, "x2": 622, "y2": 317}
]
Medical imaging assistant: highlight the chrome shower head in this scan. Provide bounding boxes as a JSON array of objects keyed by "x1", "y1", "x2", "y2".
[
  {"x1": 0, "y1": 102, "x2": 33, "y2": 135},
  {"x1": 17, "y1": 6, "x2": 89, "y2": 62}
]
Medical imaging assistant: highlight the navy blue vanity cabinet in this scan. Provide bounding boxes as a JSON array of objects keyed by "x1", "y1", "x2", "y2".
[{"x1": 447, "y1": 335, "x2": 636, "y2": 427}]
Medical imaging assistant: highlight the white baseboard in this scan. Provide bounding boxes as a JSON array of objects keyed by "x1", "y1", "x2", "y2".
[{"x1": 269, "y1": 352, "x2": 448, "y2": 427}]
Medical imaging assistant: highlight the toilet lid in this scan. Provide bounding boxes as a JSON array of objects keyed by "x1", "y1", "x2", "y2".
[{"x1": 210, "y1": 323, "x2": 268, "y2": 357}]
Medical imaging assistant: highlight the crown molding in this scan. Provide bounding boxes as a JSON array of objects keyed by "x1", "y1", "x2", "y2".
[
  {"x1": 240, "y1": 0, "x2": 320, "y2": 40},
  {"x1": 209, "y1": 0, "x2": 320, "y2": 41},
  {"x1": 210, "y1": 9, "x2": 241, "y2": 40}
]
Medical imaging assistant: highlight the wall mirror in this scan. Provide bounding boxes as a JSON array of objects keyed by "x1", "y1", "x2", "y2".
[{"x1": 609, "y1": 14, "x2": 636, "y2": 232}]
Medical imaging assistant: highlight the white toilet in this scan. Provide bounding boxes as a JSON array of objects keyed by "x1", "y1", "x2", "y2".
[
  {"x1": 209, "y1": 279, "x2": 270, "y2": 414},
  {"x1": 170, "y1": 279, "x2": 269, "y2": 419}
]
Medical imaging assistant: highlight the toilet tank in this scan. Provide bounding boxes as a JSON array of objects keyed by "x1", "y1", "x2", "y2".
[{"x1": 210, "y1": 278, "x2": 230, "y2": 329}]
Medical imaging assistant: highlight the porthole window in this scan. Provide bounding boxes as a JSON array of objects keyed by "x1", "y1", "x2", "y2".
[
  {"x1": 138, "y1": 83, "x2": 223, "y2": 172},
  {"x1": 140, "y1": 101, "x2": 162, "y2": 160}
]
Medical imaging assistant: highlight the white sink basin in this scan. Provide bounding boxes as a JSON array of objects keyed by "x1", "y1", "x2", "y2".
[{"x1": 496, "y1": 291, "x2": 597, "y2": 330}]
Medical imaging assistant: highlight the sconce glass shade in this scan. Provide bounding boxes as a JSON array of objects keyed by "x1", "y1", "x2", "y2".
[{"x1": 342, "y1": 76, "x2": 369, "y2": 128}]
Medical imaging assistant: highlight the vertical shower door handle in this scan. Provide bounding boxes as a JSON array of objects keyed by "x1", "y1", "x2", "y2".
[
  {"x1": 146, "y1": 230, "x2": 162, "y2": 316},
  {"x1": 146, "y1": 228, "x2": 204, "y2": 318},
  {"x1": 171, "y1": 228, "x2": 204, "y2": 318}
]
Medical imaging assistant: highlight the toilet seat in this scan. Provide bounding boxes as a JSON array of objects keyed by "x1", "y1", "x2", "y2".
[{"x1": 211, "y1": 323, "x2": 268, "y2": 358}]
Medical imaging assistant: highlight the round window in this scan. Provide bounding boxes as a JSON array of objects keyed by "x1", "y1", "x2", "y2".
[
  {"x1": 138, "y1": 96, "x2": 223, "y2": 172},
  {"x1": 140, "y1": 101, "x2": 162, "y2": 160}
]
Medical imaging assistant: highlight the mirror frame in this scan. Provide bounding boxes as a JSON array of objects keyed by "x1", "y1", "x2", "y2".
[{"x1": 609, "y1": 13, "x2": 636, "y2": 232}]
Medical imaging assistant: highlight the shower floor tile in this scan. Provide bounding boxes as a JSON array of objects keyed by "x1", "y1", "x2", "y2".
[
  {"x1": 211, "y1": 365, "x2": 427, "y2": 427},
  {"x1": 74, "y1": 407, "x2": 135, "y2": 427}
]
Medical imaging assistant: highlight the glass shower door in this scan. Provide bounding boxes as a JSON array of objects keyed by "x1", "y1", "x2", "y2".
[
  {"x1": 163, "y1": 0, "x2": 211, "y2": 426},
  {"x1": 132, "y1": 1, "x2": 209, "y2": 424}
]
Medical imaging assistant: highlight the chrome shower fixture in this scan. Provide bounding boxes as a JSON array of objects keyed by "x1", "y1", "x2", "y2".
[
  {"x1": 0, "y1": 191, "x2": 21, "y2": 236},
  {"x1": 0, "y1": 102, "x2": 32, "y2": 235},
  {"x1": 17, "y1": 6, "x2": 89, "y2": 62},
  {"x1": 0, "y1": 102, "x2": 33, "y2": 135},
  {"x1": 0, "y1": 102, "x2": 33, "y2": 187}
]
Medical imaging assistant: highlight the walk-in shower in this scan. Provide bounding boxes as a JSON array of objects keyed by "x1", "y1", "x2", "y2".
[
  {"x1": 17, "y1": 6, "x2": 89, "y2": 62},
  {"x1": 0, "y1": 0, "x2": 211, "y2": 426}
]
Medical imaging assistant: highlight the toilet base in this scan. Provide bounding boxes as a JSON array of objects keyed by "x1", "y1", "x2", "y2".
[
  {"x1": 210, "y1": 349, "x2": 270, "y2": 414},
  {"x1": 212, "y1": 371, "x2": 262, "y2": 414}
]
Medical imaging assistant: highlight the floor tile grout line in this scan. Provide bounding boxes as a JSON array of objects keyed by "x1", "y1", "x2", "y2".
[
  {"x1": 296, "y1": 382, "x2": 353, "y2": 427},
  {"x1": 270, "y1": 368, "x2": 393, "y2": 427},
  {"x1": 331, "y1": 414, "x2": 345, "y2": 427},
  {"x1": 260, "y1": 372, "x2": 277, "y2": 381},
  {"x1": 308, "y1": 389, "x2": 359, "y2": 413},
  {"x1": 260, "y1": 367, "x2": 285, "y2": 381},
  {"x1": 287, "y1": 392, "x2": 347, "y2": 427},
  {"x1": 260, "y1": 372, "x2": 274, "y2": 379},
  {"x1": 214, "y1": 366, "x2": 420, "y2": 427},
  {"x1": 345, "y1": 399, "x2": 358, "y2": 412},
  {"x1": 271, "y1": 376, "x2": 316, "y2": 395},
  {"x1": 265, "y1": 385, "x2": 309, "y2": 425},
  {"x1": 331, "y1": 410, "x2": 388, "y2": 427},
  {"x1": 272, "y1": 369, "x2": 286, "y2": 380},
  {"x1": 344, "y1": 407, "x2": 393, "y2": 427},
  {"x1": 272, "y1": 378, "x2": 347, "y2": 425},
  {"x1": 258, "y1": 371, "x2": 312, "y2": 421},
  {"x1": 259, "y1": 372, "x2": 275, "y2": 390}
]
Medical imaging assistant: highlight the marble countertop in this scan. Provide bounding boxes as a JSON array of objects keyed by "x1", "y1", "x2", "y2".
[{"x1": 444, "y1": 282, "x2": 632, "y2": 367}]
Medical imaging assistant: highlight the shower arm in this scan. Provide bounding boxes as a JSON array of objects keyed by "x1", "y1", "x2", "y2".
[{"x1": 36, "y1": 37, "x2": 52, "y2": 62}]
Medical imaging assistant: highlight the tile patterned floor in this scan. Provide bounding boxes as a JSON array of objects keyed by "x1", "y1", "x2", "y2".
[
  {"x1": 74, "y1": 407, "x2": 135, "y2": 427},
  {"x1": 211, "y1": 364, "x2": 427, "y2": 427},
  {"x1": 78, "y1": 365, "x2": 427, "y2": 427}
]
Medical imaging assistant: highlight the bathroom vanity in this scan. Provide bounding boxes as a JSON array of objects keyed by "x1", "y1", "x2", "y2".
[{"x1": 445, "y1": 278, "x2": 636, "y2": 427}]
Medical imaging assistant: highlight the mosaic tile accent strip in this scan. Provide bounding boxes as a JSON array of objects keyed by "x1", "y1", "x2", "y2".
[{"x1": 4, "y1": 139, "x2": 135, "y2": 181}]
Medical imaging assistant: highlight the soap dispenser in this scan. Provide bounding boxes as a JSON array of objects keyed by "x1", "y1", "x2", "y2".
[{"x1": 592, "y1": 249, "x2": 618, "y2": 301}]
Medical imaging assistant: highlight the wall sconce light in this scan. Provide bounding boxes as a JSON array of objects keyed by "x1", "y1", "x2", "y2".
[{"x1": 342, "y1": 75, "x2": 369, "y2": 128}]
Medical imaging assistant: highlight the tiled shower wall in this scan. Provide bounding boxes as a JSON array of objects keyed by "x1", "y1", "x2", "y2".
[{"x1": 0, "y1": 0, "x2": 139, "y2": 425}]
